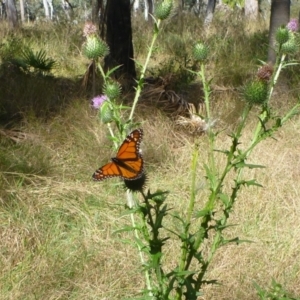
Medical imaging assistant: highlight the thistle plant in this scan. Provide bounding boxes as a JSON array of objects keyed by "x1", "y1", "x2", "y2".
[
  {"x1": 90, "y1": 4, "x2": 175, "y2": 296},
  {"x1": 114, "y1": 24, "x2": 299, "y2": 300},
  {"x1": 254, "y1": 278, "x2": 300, "y2": 300},
  {"x1": 89, "y1": 0, "x2": 174, "y2": 141},
  {"x1": 82, "y1": 21, "x2": 109, "y2": 96},
  {"x1": 92, "y1": 6, "x2": 300, "y2": 300}
]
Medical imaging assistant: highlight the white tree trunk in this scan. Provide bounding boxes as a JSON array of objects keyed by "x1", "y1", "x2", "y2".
[
  {"x1": 42, "y1": 0, "x2": 50, "y2": 19},
  {"x1": 61, "y1": 0, "x2": 70, "y2": 20},
  {"x1": 5, "y1": 0, "x2": 19, "y2": 28},
  {"x1": 133, "y1": 0, "x2": 139, "y2": 17},
  {"x1": 204, "y1": 0, "x2": 216, "y2": 25},
  {"x1": 244, "y1": 0, "x2": 258, "y2": 19},
  {"x1": 19, "y1": 0, "x2": 25, "y2": 22},
  {"x1": 47, "y1": 0, "x2": 54, "y2": 20},
  {"x1": 144, "y1": 0, "x2": 149, "y2": 21}
]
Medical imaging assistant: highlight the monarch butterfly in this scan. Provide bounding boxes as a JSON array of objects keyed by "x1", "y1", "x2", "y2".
[{"x1": 92, "y1": 129, "x2": 144, "y2": 181}]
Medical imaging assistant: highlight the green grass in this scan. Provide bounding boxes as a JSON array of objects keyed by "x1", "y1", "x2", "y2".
[{"x1": 1, "y1": 13, "x2": 300, "y2": 300}]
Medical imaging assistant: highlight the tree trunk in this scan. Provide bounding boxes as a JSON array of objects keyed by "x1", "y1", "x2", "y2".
[
  {"x1": 144, "y1": 0, "x2": 154, "y2": 22},
  {"x1": 204, "y1": 0, "x2": 216, "y2": 25},
  {"x1": 147, "y1": 0, "x2": 154, "y2": 19},
  {"x1": 104, "y1": 0, "x2": 136, "y2": 83},
  {"x1": 19, "y1": 0, "x2": 25, "y2": 22},
  {"x1": 42, "y1": 0, "x2": 50, "y2": 19},
  {"x1": 244, "y1": 0, "x2": 258, "y2": 20},
  {"x1": 47, "y1": 0, "x2": 54, "y2": 20},
  {"x1": 133, "y1": 0, "x2": 139, "y2": 17},
  {"x1": 61, "y1": 0, "x2": 73, "y2": 20},
  {"x1": 144, "y1": 0, "x2": 149, "y2": 21},
  {"x1": 92, "y1": 0, "x2": 99, "y2": 23},
  {"x1": 5, "y1": 0, "x2": 18, "y2": 28},
  {"x1": 267, "y1": 0, "x2": 290, "y2": 64}
]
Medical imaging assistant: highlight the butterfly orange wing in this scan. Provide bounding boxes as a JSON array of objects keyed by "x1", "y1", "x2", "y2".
[{"x1": 93, "y1": 129, "x2": 144, "y2": 181}]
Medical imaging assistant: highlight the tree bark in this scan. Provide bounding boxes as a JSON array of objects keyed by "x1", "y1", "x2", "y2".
[
  {"x1": 204, "y1": 0, "x2": 216, "y2": 25},
  {"x1": 92, "y1": 0, "x2": 101, "y2": 23},
  {"x1": 133, "y1": 0, "x2": 139, "y2": 17},
  {"x1": 19, "y1": 0, "x2": 25, "y2": 22},
  {"x1": 61, "y1": 0, "x2": 74, "y2": 20},
  {"x1": 267, "y1": 0, "x2": 290, "y2": 64},
  {"x1": 144, "y1": 0, "x2": 154, "y2": 22},
  {"x1": 42, "y1": 0, "x2": 50, "y2": 19},
  {"x1": 244, "y1": 0, "x2": 258, "y2": 20},
  {"x1": 104, "y1": 0, "x2": 136, "y2": 83},
  {"x1": 5, "y1": 0, "x2": 18, "y2": 28}
]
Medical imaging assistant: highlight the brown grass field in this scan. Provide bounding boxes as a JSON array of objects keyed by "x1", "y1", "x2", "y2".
[{"x1": 1, "y1": 10, "x2": 300, "y2": 300}]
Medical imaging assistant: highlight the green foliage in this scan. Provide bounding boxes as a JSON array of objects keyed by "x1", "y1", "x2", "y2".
[
  {"x1": 89, "y1": 4, "x2": 300, "y2": 299},
  {"x1": 0, "y1": 38, "x2": 56, "y2": 75},
  {"x1": 17, "y1": 48, "x2": 57, "y2": 74},
  {"x1": 254, "y1": 279, "x2": 300, "y2": 300},
  {"x1": 223, "y1": 0, "x2": 244, "y2": 8},
  {"x1": 125, "y1": 37, "x2": 299, "y2": 297},
  {"x1": 0, "y1": 35, "x2": 25, "y2": 61}
]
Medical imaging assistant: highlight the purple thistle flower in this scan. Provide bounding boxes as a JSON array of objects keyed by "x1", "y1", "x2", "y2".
[
  {"x1": 83, "y1": 22, "x2": 97, "y2": 37},
  {"x1": 287, "y1": 19, "x2": 299, "y2": 32},
  {"x1": 91, "y1": 95, "x2": 108, "y2": 109}
]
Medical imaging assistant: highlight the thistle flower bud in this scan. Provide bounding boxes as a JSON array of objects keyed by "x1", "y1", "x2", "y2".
[
  {"x1": 275, "y1": 27, "x2": 289, "y2": 44},
  {"x1": 155, "y1": 0, "x2": 173, "y2": 20},
  {"x1": 243, "y1": 80, "x2": 268, "y2": 105},
  {"x1": 83, "y1": 22, "x2": 97, "y2": 37},
  {"x1": 256, "y1": 64, "x2": 273, "y2": 82},
  {"x1": 193, "y1": 42, "x2": 209, "y2": 61},
  {"x1": 281, "y1": 34, "x2": 298, "y2": 54},
  {"x1": 124, "y1": 172, "x2": 147, "y2": 193},
  {"x1": 83, "y1": 36, "x2": 109, "y2": 60},
  {"x1": 103, "y1": 81, "x2": 122, "y2": 100},
  {"x1": 99, "y1": 100, "x2": 114, "y2": 124}
]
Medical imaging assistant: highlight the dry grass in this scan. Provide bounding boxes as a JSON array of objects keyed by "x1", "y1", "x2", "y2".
[
  {"x1": 1, "y1": 14, "x2": 300, "y2": 300},
  {"x1": 1, "y1": 93, "x2": 300, "y2": 299}
]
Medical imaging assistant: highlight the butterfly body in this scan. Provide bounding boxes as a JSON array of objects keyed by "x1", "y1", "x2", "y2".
[{"x1": 93, "y1": 129, "x2": 144, "y2": 181}]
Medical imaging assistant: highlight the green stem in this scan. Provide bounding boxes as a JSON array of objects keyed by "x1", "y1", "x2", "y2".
[
  {"x1": 105, "y1": 128, "x2": 152, "y2": 296},
  {"x1": 195, "y1": 230, "x2": 221, "y2": 290},
  {"x1": 92, "y1": 59, "x2": 96, "y2": 96},
  {"x1": 187, "y1": 141, "x2": 199, "y2": 224},
  {"x1": 126, "y1": 191, "x2": 153, "y2": 297},
  {"x1": 97, "y1": 62, "x2": 106, "y2": 83},
  {"x1": 176, "y1": 63, "x2": 215, "y2": 299},
  {"x1": 268, "y1": 53, "x2": 286, "y2": 102},
  {"x1": 175, "y1": 140, "x2": 199, "y2": 300},
  {"x1": 250, "y1": 53, "x2": 286, "y2": 159},
  {"x1": 190, "y1": 104, "x2": 251, "y2": 259},
  {"x1": 199, "y1": 61, "x2": 217, "y2": 195},
  {"x1": 106, "y1": 123, "x2": 118, "y2": 149},
  {"x1": 129, "y1": 19, "x2": 161, "y2": 121},
  {"x1": 200, "y1": 63, "x2": 211, "y2": 120}
]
